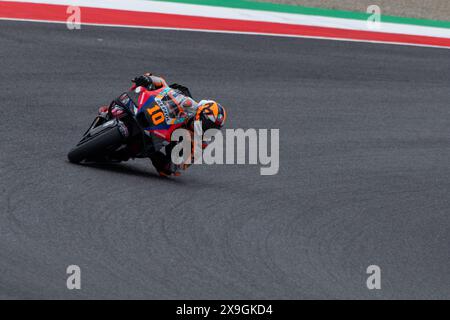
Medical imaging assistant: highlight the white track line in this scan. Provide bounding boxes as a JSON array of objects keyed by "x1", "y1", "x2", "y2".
[{"x1": 1, "y1": 17, "x2": 449, "y2": 50}]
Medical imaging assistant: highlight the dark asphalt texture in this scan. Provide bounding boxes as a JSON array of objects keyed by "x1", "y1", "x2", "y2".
[{"x1": 1, "y1": 20, "x2": 450, "y2": 299}]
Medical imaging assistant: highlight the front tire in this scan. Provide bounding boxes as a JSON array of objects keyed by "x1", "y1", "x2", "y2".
[{"x1": 68, "y1": 123, "x2": 126, "y2": 164}]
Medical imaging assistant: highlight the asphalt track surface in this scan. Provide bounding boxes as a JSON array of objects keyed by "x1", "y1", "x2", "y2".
[{"x1": 1, "y1": 20, "x2": 450, "y2": 299}]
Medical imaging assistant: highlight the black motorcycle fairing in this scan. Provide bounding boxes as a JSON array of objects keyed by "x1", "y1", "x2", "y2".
[{"x1": 169, "y1": 83, "x2": 193, "y2": 99}]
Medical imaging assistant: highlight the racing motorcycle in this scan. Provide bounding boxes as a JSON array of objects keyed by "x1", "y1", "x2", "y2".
[{"x1": 67, "y1": 83, "x2": 194, "y2": 164}]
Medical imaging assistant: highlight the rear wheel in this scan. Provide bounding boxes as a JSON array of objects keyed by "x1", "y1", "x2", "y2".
[{"x1": 68, "y1": 123, "x2": 126, "y2": 164}]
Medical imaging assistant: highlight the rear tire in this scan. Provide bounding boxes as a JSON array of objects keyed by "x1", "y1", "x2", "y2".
[{"x1": 68, "y1": 125, "x2": 125, "y2": 164}]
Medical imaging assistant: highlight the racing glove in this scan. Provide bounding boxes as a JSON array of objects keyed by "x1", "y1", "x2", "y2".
[{"x1": 132, "y1": 73, "x2": 153, "y2": 88}]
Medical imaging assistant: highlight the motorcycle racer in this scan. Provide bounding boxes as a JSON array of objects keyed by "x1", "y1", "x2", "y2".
[{"x1": 98, "y1": 73, "x2": 227, "y2": 177}]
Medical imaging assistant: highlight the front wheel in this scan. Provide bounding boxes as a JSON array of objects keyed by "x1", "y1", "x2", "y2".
[{"x1": 68, "y1": 121, "x2": 127, "y2": 164}]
